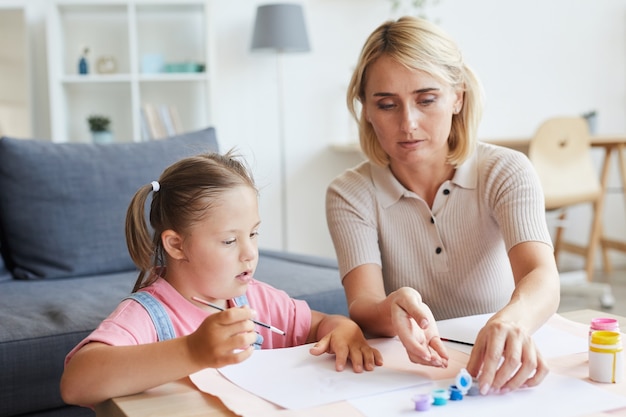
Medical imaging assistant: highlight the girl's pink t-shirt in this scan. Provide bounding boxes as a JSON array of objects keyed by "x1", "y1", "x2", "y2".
[{"x1": 65, "y1": 277, "x2": 311, "y2": 365}]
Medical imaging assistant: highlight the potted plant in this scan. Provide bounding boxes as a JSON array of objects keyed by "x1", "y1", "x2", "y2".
[{"x1": 87, "y1": 114, "x2": 113, "y2": 144}]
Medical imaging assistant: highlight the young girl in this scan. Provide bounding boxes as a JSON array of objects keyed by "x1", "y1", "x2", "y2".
[{"x1": 60, "y1": 151, "x2": 383, "y2": 406}]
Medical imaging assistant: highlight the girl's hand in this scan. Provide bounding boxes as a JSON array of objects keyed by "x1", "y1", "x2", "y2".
[
  {"x1": 388, "y1": 287, "x2": 449, "y2": 368},
  {"x1": 466, "y1": 317, "x2": 549, "y2": 395},
  {"x1": 186, "y1": 306, "x2": 259, "y2": 369},
  {"x1": 309, "y1": 316, "x2": 383, "y2": 372}
]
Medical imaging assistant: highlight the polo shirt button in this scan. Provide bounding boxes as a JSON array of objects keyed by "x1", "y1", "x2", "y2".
[
  {"x1": 430, "y1": 216, "x2": 435, "y2": 224},
  {"x1": 443, "y1": 189, "x2": 450, "y2": 195},
  {"x1": 436, "y1": 247, "x2": 442, "y2": 254}
]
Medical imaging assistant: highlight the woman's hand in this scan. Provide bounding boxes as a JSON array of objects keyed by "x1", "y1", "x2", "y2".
[
  {"x1": 186, "y1": 306, "x2": 259, "y2": 369},
  {"x1": 465, "y1": 241, "x2": 557, "y2": 394},
  {"x1": 466, "y1": 317, "x2": 549, "y2": 395},
  {"x1": 388, "y1": 287, "x2": 449, "y2": 368},
  {"x1": 309, "y1": 314, "x2": 383, "y2": 372}
]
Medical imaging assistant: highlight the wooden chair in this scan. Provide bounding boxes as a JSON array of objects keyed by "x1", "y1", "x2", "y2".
[{"x1": 528, "y1": 116, "x2": 614, "y2": 308}]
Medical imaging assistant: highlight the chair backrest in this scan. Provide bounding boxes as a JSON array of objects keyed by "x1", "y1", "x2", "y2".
[{"x1": 528, "y1": 117, "x2": 601, "y2": 210}]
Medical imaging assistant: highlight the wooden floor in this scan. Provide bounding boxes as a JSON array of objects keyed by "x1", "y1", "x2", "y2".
[{"x1": 557, "y1": 267, "x2": 626, "y2": 317}]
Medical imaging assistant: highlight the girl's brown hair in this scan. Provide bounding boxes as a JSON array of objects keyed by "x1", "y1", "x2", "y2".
[{"x1": 125, "y1": 151, "x2": 255, "y2": 292}]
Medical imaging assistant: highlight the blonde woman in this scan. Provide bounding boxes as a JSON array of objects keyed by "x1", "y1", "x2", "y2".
[{"x1": 326, "y1": 17, "x2": 559, "y2": 396}]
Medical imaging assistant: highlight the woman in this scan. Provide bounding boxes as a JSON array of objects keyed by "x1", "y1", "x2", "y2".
[{"x1": 326, "y1": 16, "x2": 560, "y2": 396}]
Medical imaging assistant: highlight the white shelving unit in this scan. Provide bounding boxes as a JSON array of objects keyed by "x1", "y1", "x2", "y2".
[
  {"x1": 0, "y1": 5, "x2": 30, "y2": 138},
  {"x1": 47, "y1": 0, "x2": 213, "y2": 143}
]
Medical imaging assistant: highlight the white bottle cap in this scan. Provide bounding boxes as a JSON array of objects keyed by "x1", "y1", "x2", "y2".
[{"x1": 455, "y1": 368, "x2": 472, "y2": 394}]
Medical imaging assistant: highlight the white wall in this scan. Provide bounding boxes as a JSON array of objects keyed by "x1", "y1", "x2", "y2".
[{"x1": 20, "y1": 0, "x2": 626, "y2": 269}]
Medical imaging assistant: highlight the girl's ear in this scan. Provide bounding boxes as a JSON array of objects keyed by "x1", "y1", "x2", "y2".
[{"x1": 162, "y1": 230, "x2": 186, "y2": 260}]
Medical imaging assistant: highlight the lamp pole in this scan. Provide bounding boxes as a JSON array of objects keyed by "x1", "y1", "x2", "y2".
[
  {"x1": 250, "y1": 3, "x2": 310, "y2": 252},
  {"x1": 276, "y1": 52, "x2": 288, "y2": 250}
]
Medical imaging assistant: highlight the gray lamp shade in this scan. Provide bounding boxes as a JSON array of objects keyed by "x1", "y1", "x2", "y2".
[{"x1": 251, "y1": 3, "x2": 311, "y2": 53}]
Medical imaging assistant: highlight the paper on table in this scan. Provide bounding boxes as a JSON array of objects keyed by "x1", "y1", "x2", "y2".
[
  {"x1": 437, "y1": 313, "x2": 588, "y2": 357},
  {"x1": 349, "y1": 372, "x2": 626, "y2": 417},
  {"x1": 189, "y1": 368, "x2": 367, "y2": 417},
  {"x1": 215, "y1": 340, "x2": 431, "y2": 410},
  {"x1": 190, "y1": 337, "x2": 468, "y2": 416},
  {"x1": 189, "y1": 368, "x2": 283, "y2": 415},
  {"x1": 190, "y1": 314, "x2": 594, "y2": 415}
]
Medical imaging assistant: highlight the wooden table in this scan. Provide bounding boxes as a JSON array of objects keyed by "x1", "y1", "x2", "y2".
[
  {"x1": 95, "y1": 377, "x2": 234, "y2": 417},
  {"x1": 560, "y1": 308, "x2": 626, "y2": 333},
  {"x1": 96, "y1": 309, "x2": 626, "y2": 417},
  {"x1": 487, "y1": 134, "x2": 626, "y2": 272}
]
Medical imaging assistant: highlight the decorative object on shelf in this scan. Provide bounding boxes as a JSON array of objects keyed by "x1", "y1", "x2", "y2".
[
  {"x1": 388, "y1": 0, "x2": 442, "y2": 20},
  {"x1": 87, "y1": 114, "x2": 113, "y2": 144},
  {"x1": 582, "y1": 110, "x2": 598, "y2": 134},
  {"x1": 251, "y1": 3, "x2": 310, "y2": 250},
  {"x1": 164, "y1": 61, "x2": 204, "y2": 73},
  {"x1": 141, "y1": 53, "x2": 164, "y2": 74},
  {"x1": 78, "y1": 47, "x2": 89, "y2": 75},
  {"x1": 96, "y1": 55, "x2": 117, "y2": 74}
]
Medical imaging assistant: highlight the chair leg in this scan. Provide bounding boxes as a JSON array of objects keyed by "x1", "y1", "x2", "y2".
[
  {"x1": 585, "y1": 199, "x2": 604, "y2": 283},
  {"x1": 553, "y1": 211, "x2": 566, "y2": 266},
  {"x1": 601, "y1": 235, "x2": 611, "y2": 274}
]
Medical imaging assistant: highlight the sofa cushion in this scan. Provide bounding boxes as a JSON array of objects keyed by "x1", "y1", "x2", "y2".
[
  {"x1": 0, "y1": 270, "x2": 136, "y2": 417},
  {"x1": 0, "y1": 223, "x2": 11, "y2": 283},
  {"x1": 0, "y1": 258, "x2": 9, "y2": 283},
  {"x1": 0, "y1": 128, "x2": 218, "y2": 280},
  {"x1": 256, "y1": 249, "x2": 346, "y2": 316},
  {"x1": 0, "y1": 245, "x2": 10, "y2": 283}
]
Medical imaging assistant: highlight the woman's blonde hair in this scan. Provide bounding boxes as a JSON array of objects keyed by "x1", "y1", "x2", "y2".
[
  {"x1": 125, "y1": 150, "x2": 255, "y2": 292},
  {"x1": 347, "y1": 16, "x2": 484, "y2": 167}
]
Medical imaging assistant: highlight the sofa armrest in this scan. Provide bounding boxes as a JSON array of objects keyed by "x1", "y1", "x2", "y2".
[{"x1": 256, "y1": 249, "x2": 347, "y2": 316}]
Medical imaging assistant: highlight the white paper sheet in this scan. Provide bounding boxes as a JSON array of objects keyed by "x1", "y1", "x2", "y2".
[
  {"x1": 192, "y1": 314, "x2": 621, "y2": 415},
  {"x1": 437, "y1": 313, "x2": 588, "y2": 357},
  {"x1": 216, "y1": 341, "x2": 431, "y2": 409},
  {"x1": 349, "y1": 372, "x2": 626, "y2": 417}
]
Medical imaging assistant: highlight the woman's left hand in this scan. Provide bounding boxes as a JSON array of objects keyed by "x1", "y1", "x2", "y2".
[{"x1": 466, "y1": 317, "x2": 549, "y2": 395}]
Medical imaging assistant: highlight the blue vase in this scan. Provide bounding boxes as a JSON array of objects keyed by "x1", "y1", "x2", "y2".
[{"x1": 78, "y1": 57, "x2": 88, "y2": 75}]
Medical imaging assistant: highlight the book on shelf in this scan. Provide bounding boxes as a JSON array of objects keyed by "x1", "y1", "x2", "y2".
[
  {"x1": 141, "y1": 103, "x2": 166, "y2": 140},
  {"x1": 159, "y1": 105, "x2": 175, "y2": 137},
  {"x1": 140, "y1": 110, "x2": 150, "y2": 141},
  {"x1": 141, "y1": 103, "x2": 183, "y2": 140},
  {"x1": 167, "y1": 105, "x2": 183, "y2": 135}
]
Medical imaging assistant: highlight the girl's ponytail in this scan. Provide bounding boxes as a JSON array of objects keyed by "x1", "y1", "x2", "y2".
[{"x1": 125, "y1": 184, "x2": 157, "y2": 292}]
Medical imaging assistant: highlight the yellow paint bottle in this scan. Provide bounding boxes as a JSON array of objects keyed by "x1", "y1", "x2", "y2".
[{"x1": 589, "y1": 330, "x2": 623, "y2": 384}]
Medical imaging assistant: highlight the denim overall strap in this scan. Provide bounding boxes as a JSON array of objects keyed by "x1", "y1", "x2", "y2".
[
  {"x1": 232, "y1": 294, "x2": 264, "y2": 349},
  {"x1": 125, "y1": 292, "x2": 176, "y2": 342}
]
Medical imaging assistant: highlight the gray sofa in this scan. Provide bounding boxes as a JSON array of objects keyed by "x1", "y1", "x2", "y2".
[{"x1": 0, "y1": 129, "x2": 347, "y2": 417}]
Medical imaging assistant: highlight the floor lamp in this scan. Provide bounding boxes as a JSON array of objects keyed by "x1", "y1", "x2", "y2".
[{"x1": 251, "y1": 3, "x2": 310, "y2": 250}]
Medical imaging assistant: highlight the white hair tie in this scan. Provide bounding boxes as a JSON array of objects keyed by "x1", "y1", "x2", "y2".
[{"x1": 151, "y1": 181, "x2": 160, "y2": 192}]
